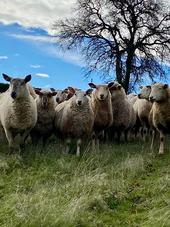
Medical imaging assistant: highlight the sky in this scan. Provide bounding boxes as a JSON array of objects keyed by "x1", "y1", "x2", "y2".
[{"x1": 0, "y1": 0, "x2": 169, "y2": 90}]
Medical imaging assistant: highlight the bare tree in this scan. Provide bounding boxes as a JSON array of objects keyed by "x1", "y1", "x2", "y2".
[{"x1": 54, "y1": 0, "x2": 170, "y2": 93}]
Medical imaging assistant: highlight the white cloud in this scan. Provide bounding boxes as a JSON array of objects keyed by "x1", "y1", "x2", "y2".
[
  {"x1": 0, "y1": 55, "x2": 8, "y2": 60},
  {"x1": 9, "y1": 33, "x2": 83, "y2": 67},
  {"x1": 10, "y1": 33, "x2": 57, "y2": 43},
  {"x1": 14, "y1": 53, "x2": 20, "y2": 57},
  {"x1": 30, "y1": 64, "x2": 42, "y2": 69},
  {"x1": 0, "y1": 0, "x2": 76, "y2": 34},
  {"x1": 35, "y1": 73, "x2": 49, "y2": 78}
]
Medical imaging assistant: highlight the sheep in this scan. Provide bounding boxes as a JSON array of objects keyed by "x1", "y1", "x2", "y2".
[
  {"x1": 108, "y1": 82, "x2": 136, "y2": 142},
  {"x1": 30, "y1": 89, "x2": 57, "y2": 146},
  {"x1": 0, "y1": 74, "x2": 37, "y2": 154},
  {"x1": 135, "y1": 86, "x2": 153, "y2": 140},
  {"x1": 55, "y1": 87, "x2": 94, "y2": 156},
  {"x1": 50, "y1": 88, "x2": 69, "y2": 105},
  {"x1": 149, "y1": 83, "x2": 170, "y2": 154},
  {"x1": 127, "y1": 93, "x2": 138, "y2": 106},
  {"x1": 88, "y1": 82, "x2": 114, "y2": 148}
]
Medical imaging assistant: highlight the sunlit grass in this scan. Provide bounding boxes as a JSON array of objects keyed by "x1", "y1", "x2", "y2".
[{"x1": 0, "y1": 137, "x2": 170, "y2": 226}]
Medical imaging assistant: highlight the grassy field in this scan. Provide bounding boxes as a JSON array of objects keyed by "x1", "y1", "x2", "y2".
[{"x1": 0, "y1": 137, "x2": 170, "y2": 227}]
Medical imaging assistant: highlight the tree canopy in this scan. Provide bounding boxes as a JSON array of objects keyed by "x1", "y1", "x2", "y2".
[{"x1": 54, "y1": 0, "x2": 170, "y2": 92}]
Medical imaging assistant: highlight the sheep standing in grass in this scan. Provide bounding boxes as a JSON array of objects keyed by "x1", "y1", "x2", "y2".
[
  {"x1": 88, "y1": 82, "x2": 114, "y2": 148},
  {"x1": 109, "y1": 83, "x2": 136, "y2": 142},
  {"x1": 0, "y1": 74, "x2": 37, "y2": 153},
  {"x1": 55, "y1": 87, "x2": 94, "y2": 156},
  {"x1": 134, "y1": 86, "x2": 153, "y2": 140},
  {"x1": 30, "y1": 89, "x2": 57, "y2": 145},
  {"x1": 149, "y1": 83, "x2": 170, "y2": 154}
]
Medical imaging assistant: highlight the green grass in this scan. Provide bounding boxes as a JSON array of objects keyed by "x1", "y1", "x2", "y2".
[{"x1": 0, "y1": 137, "x2": 170, "y2": 227}]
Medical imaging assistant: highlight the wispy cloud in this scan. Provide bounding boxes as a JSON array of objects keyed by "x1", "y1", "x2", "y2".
[
  {"x1": 35, "y1": 73, "x2": 49, "y2": 78},
  {"x1": 0, "y1": 55, "x2": 8, "y2": 60},
  {"x1": 10, "y1": 33, "x2": 57, "y2": 43},
  {"x1": 9, "y1": 33, "x2": 84, "y2": 67},
  {"x1": 14, "y1": 53, "x2": 20, "y2": 57},
  {"x1": 30, "y1": 64, "x2": 42, "y2": 69}
]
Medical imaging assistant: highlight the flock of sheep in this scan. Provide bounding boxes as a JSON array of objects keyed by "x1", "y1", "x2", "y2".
[{"x1": 0, "y1": 73, "x2": 169, "y2": 156}]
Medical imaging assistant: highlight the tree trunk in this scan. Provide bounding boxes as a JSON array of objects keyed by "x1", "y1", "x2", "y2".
[
  {"x1": 115, "y1": 54, "x2": 123, "y2": 84},
  {"x1": 123, "y1": 52, "x2": 134, "y2": 93}
]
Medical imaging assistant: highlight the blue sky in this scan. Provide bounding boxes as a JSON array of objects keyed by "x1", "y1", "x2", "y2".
[
  {"x1": 0, "y1": 0, "x2": 169, "y2": 91},
  {"x1": 0, "y1": 23, "x2": 104, "y2": 90}
]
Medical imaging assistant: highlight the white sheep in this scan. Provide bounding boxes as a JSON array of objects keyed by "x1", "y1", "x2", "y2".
[
  {"x1": 30, "y1": 89, "x2": 57, "y2": 145},
  {"x1": 149, "y1": 83, "x2": 170, "y2": 154},
  {"x1": 0, "y1": 74, "x2": 37, "y2": 153},
  {"x1": 109, "y1": 82, "x2": 136, "y2": 142},
  {"x1": 55, "y1": 87, "x2": 94, "y2": 156},
  {"x1": 88, "y1": 82, "x2": 114, "y2": 148}
]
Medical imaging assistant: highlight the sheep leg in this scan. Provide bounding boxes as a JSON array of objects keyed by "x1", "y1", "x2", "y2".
[
  {"x1": 159, "y1": 131, "x2": 165, "y2": 154},
  {"x1": 4, "y1": 129, "x2": 18, "y2": 154},
  {"x1": 92, "y1": 133, "x2": 96, "y2": 152},
  {"x1": 65, "y1": 138, "x2": 71, "y2": 154},
  {"x1": 150, "y1": 130, "x2": 155, "y2": 151},
  {"x1": 76, "y1": 139, "x2": 81, "y2": 157}
]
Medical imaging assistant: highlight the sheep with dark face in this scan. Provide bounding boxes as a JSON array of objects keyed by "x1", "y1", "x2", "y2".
[
  {"x1": 30, "y1": 89, "x2": 57, "y2": 145},
  {"x1": 149, "y1": 83, "x2": 170, "y2": 154},
  {"x1": 88, "y1": 82, "x2": 114, "y2": 149},
  {"x1": 0, "y1": 73, "x2": 37, "y2": 153},
  {"x1": 55, "y1": 87, "x2": 94, "y2": 156}
]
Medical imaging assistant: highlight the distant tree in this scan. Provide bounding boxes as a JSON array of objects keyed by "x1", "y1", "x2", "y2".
[{"x1": 54, "y1": 0, "x2": 170, "y2": 93}]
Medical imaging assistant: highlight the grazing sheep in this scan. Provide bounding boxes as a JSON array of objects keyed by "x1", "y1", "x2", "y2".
[
  {"x1": 0, "y1": 74, "x2": 37, "y2": 153},
  {"x1": 30, "y1": 89, "x2": 57, "y2": 145},
  {"x1": 109, "y1": 83, "x2": 136, "y2": 142},
  {"x1": 55, "y1": 87, "x2": 94, "y2": 156},
  {"x1": 88, "y1": 82, "x2": 114, "y2": 148},
  {"x1": 149, "y1": 83, "x2": 170, "y2": 154}
]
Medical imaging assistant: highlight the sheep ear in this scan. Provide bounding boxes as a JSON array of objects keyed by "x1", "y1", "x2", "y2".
[
  {"x1": 35, "y1": 89, "x2": 42, "y2": 95},
  {"x1": 88, "y1": 83, "x2": 97, "y2": 89},
  {"x1": 50, "y1": 88, "x2": 56, "y2": 92},
  {"x1": 146, "y1": 85, "x2": 151, "y2": 89},
  {"x1": 139, "y1": 86, "x2": 143, "y2": 89},
  {"x1": 52, "y1": 92, "x2": 57, "y2": 96},
  {"x1": 86, "y1": 89, "x2": 93, "y2": 96},
  {"x1": 108, "y1": 82, "x2": 114, "y2": 89},
  {"x1": 68, "y1": 87, "x2": 76, "y2": 94},
  {"x1": 2, "y1": 73, "x2": 12, "y2": 82},
  {"x1": 24, "y1": 75, "x2": 31, "y2": 83},
  {"x1": 163, "y1": 84, "x2": 168, "y2": 89},
  {"x1": 62, "y1": 88, "x2": 69, "y2": 94}
]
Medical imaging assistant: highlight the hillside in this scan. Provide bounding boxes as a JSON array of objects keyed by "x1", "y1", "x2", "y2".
[{"x1": 0, "y1": 138, "x2": 170, "y2": 227}]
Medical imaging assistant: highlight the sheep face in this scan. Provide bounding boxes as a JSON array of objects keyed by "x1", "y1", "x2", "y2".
[
  {"x1": 69, "y1": 87, "x2": 90, "y2": 107},
  {"x1": 2, "y1": 74, "x2": 31, "y2": 100},
  {"x1": 149, "y1": 83, "x2": 169, "y2": 102},
  {"x1": 138, "y1": 86, "x2": 151, "y2": 99},
  {"x1": 35, "y1": 90, "x2": 57, "y2": 108},
  {"x1": 109, "y1": 83, "x2": 126, "y2": 99},
  {"x1": 88, "y1": 82, "x2": 114, "y2": 101},
  {"x1": 55, "y1": 90, "x2": 68, "y2": 104}
]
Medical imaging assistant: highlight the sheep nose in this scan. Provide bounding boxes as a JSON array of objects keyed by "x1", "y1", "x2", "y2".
[
  {"x1": 100, "y1": 94, "x2": 104, "y2": 99},
  {"x1": 11, "y1": 92, "x2": 17, "y2": 99},
  {"x1": 78, "y1": 100, "x2": 82, "y2": 106},
  {"x1": 149, "y1": 96, "x2": 154, "y2": 102},
  {"x1": 138, "y1": 94, "x2": 141, "y2": 99}
]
